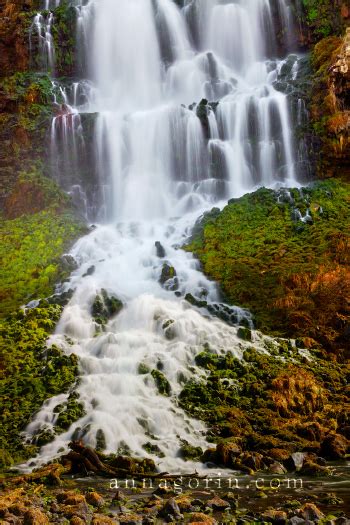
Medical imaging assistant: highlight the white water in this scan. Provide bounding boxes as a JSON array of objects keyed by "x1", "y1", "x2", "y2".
[{"x1": 25, "y1": 0, "x2": 301, "y2": 472}]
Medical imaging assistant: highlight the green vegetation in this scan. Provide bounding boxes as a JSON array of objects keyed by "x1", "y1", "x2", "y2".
[
  {"x1": 0, "y1": 72, "x2": 56, "y2": 133},
  {"x1": 151, "y1": 369, "x2": 171, "y2": 396},
  {"x1": 0, "y1": 304, "x2": 79, "y2": 467},
  {"x1": 297, "y1": 0, "x2": 345, "y2": 39},
  {"x1": 91, "y1": 289, "x2": 123, "y2": 325},
  {"x1": 179, "y1": 342, "x2": 349, "y2": 454},
  {"x1": 51, "y1": 2, "x2": 78, "y2": 76},
  {"x1": 0, "y1": 168, "x2": 86, "y2": 468},
  {"x1": 186, "y1": 180, "x2": 350, "y2": 353},
  {"x1": 54, "y1": 391, "x2": 86, "y2": 433},
  {"x1": 1, "y1": 168, "x2": 86, "y2": 316}
]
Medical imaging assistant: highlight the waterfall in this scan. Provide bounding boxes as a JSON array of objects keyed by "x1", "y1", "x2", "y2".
[{"x1": 24, "y1": 0, "x2": 305, "y2": 472}]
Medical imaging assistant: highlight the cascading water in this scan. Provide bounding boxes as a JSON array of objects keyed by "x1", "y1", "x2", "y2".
[{"x1": 24, "y1": 0, "x2": 306, "y2": 472}]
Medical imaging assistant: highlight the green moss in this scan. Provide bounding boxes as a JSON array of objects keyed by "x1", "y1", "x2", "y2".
[
  {"x1": 296, "y1": 0, "x2": 345, "y2": 40},
  {"x1": 0, "y1": 72, "x2": 56, "y2": 132},
  {"x1": 54, "y1": 391, "x2": 85, "y2": 433},
  {"x1": 0, "y1": 170, "x2": 86, "y2": 316},
  {"x1": 0, "y1": 210, "x2": 84, "y2": 316},
  {"x1": 50, "y1": 2, "x2": 78, "y2": 77},
  {"x1": 0, "y1": 304, "x2": 79, "y2": 467},
  {"x1": 179, "y1": 341, "x2": 349, "y2": 452},
  {"x1": 186, "y1": 181, "x2": 350, "y2": 350},
  {"x1": 91, "y1": 289, "x2": 123, "y2": 326},
  {"x1": 151, "y1": 369, "x2": 171, "y2": 396}
]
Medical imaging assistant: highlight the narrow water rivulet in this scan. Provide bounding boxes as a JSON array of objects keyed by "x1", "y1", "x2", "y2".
[{"x1": 25, "y1": 0, "x2": 307, "y2": 472}]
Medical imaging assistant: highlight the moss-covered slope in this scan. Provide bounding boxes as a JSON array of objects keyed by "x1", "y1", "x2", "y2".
[{"x1": 187, "y1": 180, "x2": 350, "y2": 356}]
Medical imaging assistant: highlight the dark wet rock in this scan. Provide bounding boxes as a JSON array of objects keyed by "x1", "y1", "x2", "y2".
[
  {"x1": 185, "y1": 293, "x2": 207, "y2": 308},
  {"x1": 240, "y1": 451, "x2": 264, "y2": 471},
  {"x1": 83, "y1": 265, "x2": 95, "y2": 277},
  {"x1": 155, "y1": 241, "x2": 166, "y2": 258},
  {"x1": 320, "y1": 493, "x2": 344, "y2": 506},
  {"x1": 159, "y1": 263, "x2": 179, "y2": 291},
  {"x1": 335, "y1": 519, "x2": 350, "y2": 525},
  {"x1": 60, "y1": 254, "x2": 78, "y2": 272},
  {"x1": 206, "y1": 496, "x2": 230, "y2": 511},
  {"x1": 191, "y1": 498, "x2": 205, "y2": 509},
  {"x1": 32, "y1": 427, "x2": 56, "y2": 447},
  {"x1": 223, "y1": 492, "x2": 239, "y2": 509},
  {"x1": 153, "y1": 487, "x2": 173, "y2": 497},
  {"x1": 206, "y1": 302, "x2": 240, "y2": 326},
  {"x1": 300, "y1": 458, "x2": 332, "y2": 476},
  {"x1": 321, "y1": 433, "x2": 348, "y2": 459},
  {"x1": 162, "y1": 319, "x2": 176, "y2": 340},
  {"x1": 268, "y1": 461, "x2": 287, "y2": 474},
  {"x1": 47, "y1": 289, "x2": 74, "y2": 307},
  {"x1": 157, "y1": 498, "x2": 182, "y2": 521},
  {"x1": 289, "y1": 517, "x2": 305, "y2": 525},
  {"x1": 142, "y1": 442, "x2": 165, "y2": 458},
  {"x1": 237, "y1": 327, "x2": 252, "y2": 341},
  {"x1": 285, "y1": 452, "x2": 307, "y2": 471},
  {"x1": 91, "y1": 289, "x2": 123, "y2": 325},
  {"x1": 95, "y1": 428, "x2": 107, "y2": 452}
]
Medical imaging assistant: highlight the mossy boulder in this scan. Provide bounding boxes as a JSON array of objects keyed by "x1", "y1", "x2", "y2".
[
  {"x1": 54, "y1": 392, "x2": 85, "y2": 433},
  {"x1": 91, "y1": 289, "x2": 123, "y2": 325},
  {"x1": 178, "y1": 441, "x2": 203, "y2": 462},
  {"x1": 159, "y1": 263, "x2": 179, "y2": 291},
  {"x1": 151, "y1": 369, "x2": 171, "y2": 396}
]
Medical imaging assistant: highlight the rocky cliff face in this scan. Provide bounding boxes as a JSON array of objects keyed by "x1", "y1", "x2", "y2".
[
  {"x1": 0, "y1": 0, "x2": 35, "y2": 76},
  {"x1": 311, "y1": 29, "x2": 350, "y2": 179}
]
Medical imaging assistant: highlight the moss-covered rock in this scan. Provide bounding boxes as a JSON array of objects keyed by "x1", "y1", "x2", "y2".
[
  {"x1": 151, "y1": 369, "x2": 171, "y2": 396},
  {"x1": 178, "y1": 441, "x2": 203, "y2": 462},
  {"x1": 54, "y1": 391, "x2": 85, "y2": 433},
  {"x1": 91, "y1": 289, "x2": 123, "y2": 325},
  {"x1": 159, "y1": 263, "x2": 179, "y2": 291}
]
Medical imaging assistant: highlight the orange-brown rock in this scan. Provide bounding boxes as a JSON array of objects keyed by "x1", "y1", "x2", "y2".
[
  {"x1": 23, "y1": 508, "x2": 49, "y2": 525},
  {"x1": 70, "y1": 517, "x2": 86, "y2": 525},
  {"x1": 215, "y1": 440, "x2": 241, "y2": 468},
  {"x1": 188, "y1": 513, "x2": 217, "y2": 525},
  {"x1": 86, "y1": 491, "x2": 105, "y2": 508}
]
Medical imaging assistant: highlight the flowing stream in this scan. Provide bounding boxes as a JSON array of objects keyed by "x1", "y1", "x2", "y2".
[{"x1": 25, "y1": 0, "x2": 305, "y2": 472}]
